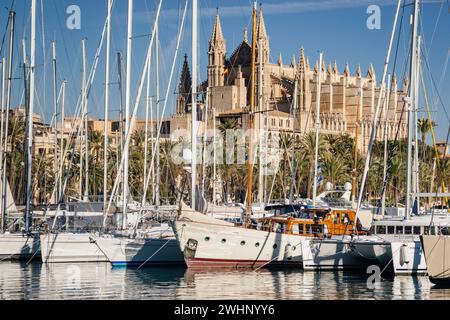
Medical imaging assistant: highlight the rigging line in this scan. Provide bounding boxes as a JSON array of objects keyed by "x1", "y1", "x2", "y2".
[
  {"x1": 425, "y1": 0, "x2": 444, "y2": 56},
  {"x1": 0, "y1": 0, "x2": 15, "y2": 57},
  {"x1": 421, "y1": 51, "x2": 450, "y2": 123}
]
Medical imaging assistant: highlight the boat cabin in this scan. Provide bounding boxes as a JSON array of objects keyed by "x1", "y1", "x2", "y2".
[{"x1": 255, "y1": 208, "x2": 366, "y2": 238}]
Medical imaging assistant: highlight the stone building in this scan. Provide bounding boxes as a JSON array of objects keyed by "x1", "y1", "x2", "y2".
[{"x1": 169, "y1": 9, "x2": 408, "y2": 152}]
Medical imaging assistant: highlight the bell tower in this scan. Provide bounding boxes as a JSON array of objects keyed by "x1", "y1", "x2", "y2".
[{"x1": 208, "y1": 14, "x2": 226, "y2": 87}]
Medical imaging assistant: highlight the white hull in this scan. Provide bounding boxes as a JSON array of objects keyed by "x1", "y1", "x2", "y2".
[
  {"x1": 420, "y1": 235, "x2": 450, "y2": 285},
  {"x1": 0, "y1": 233, "x2": 41, "y2": 260},
  {"x1": 174, "y1": 211, "x2": 304, "y2": 269},
  {"x1": 94, "y1": 236, "x2": 184, "y2": 267},
  {"x1": 301, "y1": 237, "x2": 389, "y2": 270},
  {"x1": 40, "y1": 233, "x2": 108, "y2": 263}
]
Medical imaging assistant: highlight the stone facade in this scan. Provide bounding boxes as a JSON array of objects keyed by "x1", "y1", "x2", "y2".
[{"x1": 170, "y1": 10, "x2": 408, "y2": 152}]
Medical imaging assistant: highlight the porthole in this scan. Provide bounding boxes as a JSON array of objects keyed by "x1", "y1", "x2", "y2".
[
  {"x1": 273, "y1": 244, "x2": 278, "y2": 249},
  {"x1": 292, "y1": 246, "x2": 296, "y2": 251},
  {"x1": 240, "y1": 241, "x2": 246, "y2": 246},
  {"x1": 255, "y1": 242, "x2": 260, "y2": 247},
  {"x1": 221, "y1": 239, "x2": 227, "y2": 244},
  {"x1": 204, "y1": 236, "x2": 210, "y2": 241}
]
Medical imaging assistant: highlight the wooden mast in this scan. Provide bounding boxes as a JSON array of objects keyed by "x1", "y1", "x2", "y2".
[
  {"x1": 352, "y1": 90, "x2": 361, "y2": 203},
  {"x1": 246, "y1": 2, "x2": 257, "y2": 226}
]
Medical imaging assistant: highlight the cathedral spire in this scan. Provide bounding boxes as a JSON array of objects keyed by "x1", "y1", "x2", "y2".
[
  {"x1": 179, "y1": 54, "x2": 192, "y2": 95},
  {"x1": 257, "y1": 6, "x2": 268, "y2": 42},
  {"x1": 210, "y1": 14, "x2": 225, "y2": 52},
  {"x1": 333, "y1": 60, "x2": 339, "y2": 75},
  {"x1": 278, "y1": 53, "x2": 283, "y2": 66},
  {"x1": 356, "y1": 64, "x2": 362, "y2": 78},
  {"x1": 344, "y1": 63, "x2": 350, "y2": 77},
  {"x1": 290, "y1": 54, "x2": 296, "y2": 68},
  {"x1": 298, "y1": 47, "x2": 306, "y2": 73},
  {"x1": 367, "y1": 63, "x2": 375, "y2": 80},
  {"x1": 243, "y1": 27, "x2": 248, "y2": 43}
]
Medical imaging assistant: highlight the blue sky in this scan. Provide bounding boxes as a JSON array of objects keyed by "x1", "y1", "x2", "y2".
[{"x1": 1, "y1": 0, "x2": 449, "y2": 141}]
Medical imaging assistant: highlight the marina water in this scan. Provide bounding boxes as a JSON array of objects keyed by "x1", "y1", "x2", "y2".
[{"x1": 1, "y1": 262, "x2": 449, "y2": 300}]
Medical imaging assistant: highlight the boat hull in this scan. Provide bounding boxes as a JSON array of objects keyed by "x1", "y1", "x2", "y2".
[
  {"x1": 40, "y1": 233, "x2": 108, "y2": 263},
  {"x1": 94, "y1": 236, "x2": 185, "y2": 267},
  {"x1": 0, "y1": 233, "x2": 41, "y2": 261},
  {"x1": 174, "y1": 220, "x2": 304, "y2": 269},
  {"x1": 301, "y1": 238, "x2": 388, "y2": 270},
  {"x1": 420, "y1": 235, "x2": 450, "y2": 284}
]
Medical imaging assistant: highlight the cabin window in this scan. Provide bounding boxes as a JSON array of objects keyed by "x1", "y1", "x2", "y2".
[
  {"x1": 404, "y1": 226, "x2": 412, "y2": 235},
  {"x1": 341, "y1": 214, "x2": 350, "y2": 224},
  {"x1": 334, "y1": 214, "x2": 339, "y2": 224},
  {"x1": 240, "y1": 241, "x2": 246, "y2": 246},
  {"x1": 396, "y1": 226, "x2": 403, "y2": 234},
  {"x1": 305, "y1": 224, "x2": 312, "y2": 234},
  {"x1": 292, "y1": 224, "x2": 300, "y2": 234},
  {"x1": 255, "y1": 242, "x2": 260, "y2": 247},
  {"x1": 221, "y1": 239, "x2": 227, "y2": 244},
  {"x1": 204, "y1": 236, "x2": 210, "y2": 241},
  {"x1": 376, "y1": 226, "x2": 386, "y2": 234},
  {"x1": 298, "y1": 224, "x2": 304, "y2": 234},
  {"x1": 424, "y1": 226, "x2": 435, "y2": 235},
  {"x1": 413, "y1": 226, "x2": 421, "y2": 235},
  {"x1": 312, "y1": 225, "x2": 323, "y2": 235},
  {"x1": 387, "y1": 226, "x2": 395, "y2": 234}
]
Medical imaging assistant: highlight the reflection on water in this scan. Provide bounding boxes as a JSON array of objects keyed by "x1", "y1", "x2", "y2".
[{"x1": 0, "y1": 262, "x2": 449, "y2": 300}]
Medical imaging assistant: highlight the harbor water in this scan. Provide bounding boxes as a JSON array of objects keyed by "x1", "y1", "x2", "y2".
[{"x1": 1, "y1": 262, "x2": 449, "y2": 300}]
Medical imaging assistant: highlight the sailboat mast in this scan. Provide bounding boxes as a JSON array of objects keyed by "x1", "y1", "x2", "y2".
[
  {"x1": 191, "y1": 0, "x2": 198, "y2": 210},
  {"x1": 212, "y1": 106, "x2": 217, "y2": 206},
  {"x1": 312, "y1": 53, "x2": 323, "y2": 206},
  {"x1": 406, "y1": 0, "x2": 420, "y2": 220},
  {"x1": 0, "y1": 58, "x2": 4, "y2": 232},
  {"x1": 155, "y1": 22, "x2": 160, "y2": 207},
  {"x1": 246, "y1": 2, "x2": 257, "y2": 225},
  {"x1": 257, "y1": 38, "x2": 264, "y2": 206},
  {"x1": 352, "y1": 89, "x2": 361, "y2": 203},
  {"x1": 103, "y1": 0, "x2": 112, "y2": 213},
  {"x1": 25, "y1": 0, "x2": 36, "y2": 231},
  {"x1": 52, "y1": 41, "x2": 58, "y2": 199},
  {"x1": 59, "y1": 80, "x2": 66, "y2": 199},
  {"x1": 82, "y1": 39, "x2": 89, "y2": 201},
  {"x1": 381, "y1": 75, "x2": 392, "y2": 216},
  {"x1": 123, "y1": 0, "x2": 133, "y2": 226},
  {"x1": 143, "y1": 36, "x2": 151, "y2": 206},
  {"x1": 289, "y1": 69, "x2": 298, "y2": 203},
  {"x1": 1, "y1": 10, "x2": 14, "y2": 233}
]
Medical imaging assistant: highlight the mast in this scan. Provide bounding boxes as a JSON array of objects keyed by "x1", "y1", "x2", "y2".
[
  {"x1": 413, "y1": 36, "x2": 421, "y2": 215},
  {"x1": 123, "y1": 0, "x2": 133, "y2": 227},
  {"x1": 82, "y1": 39, "x2": 89, "y2": 201},
  {"x1": 352, "y1": 89, "x2": 361, "y2": 203},
  {"x1": 117, "y1": 52, "x2": 124, "y2": 204},
  {"x1": 381, "y1": 75, "x2": 391, "y2": 216},
  {"x1": 0, "y1": 58, "x2": 4, "y2": 232},
  {"x1": 212, "y1": 105, "x2": 217, "y2": 206},
  {"x1": 52, "y1": 41, "x2": 58, "y2": 199},
  {"x1": 191, "y1": 0, "x2": 198, "y2": 210},
  {"x1": 1, "y1": 11, "x2": 14, "y2": 233},
  {"x1": 201, "y1": 87, "x2": 209, "y2": 199},
  {"x1": 143, "y1": 34, "x2": 152, "y2": 206},
  {"x1": 155, "y1": 22, "x2": 160, "y2": 207},
  {"x1": 245, "y1": 1, "x2": 257, "y2": 225},
  {"x1": 25, "y1": 0, "x2": 36, "y2": 231},
  {"x1": 406, "y1": 0, "x2": 419, "y2": 220},
  {"x1": 312, "y1": 52, "x2": 323, "y2": 206},
  {"x1": 59, "y1": 80, "x2": 66, "y2": 199},
  {"x1": 257, "y1": 38, "x2": 264, "y2": 206},
  {"x1": 289, "y1": 67, "x2": 298, "y2": 203},
  {"x1": 103, "y1": 0, "x2": 112, "y2": 213}
]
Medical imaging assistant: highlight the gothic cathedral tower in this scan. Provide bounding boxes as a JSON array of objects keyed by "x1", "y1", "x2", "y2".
[{"x1": 208, "y1": 15, "x2": 226, "y2": 88}]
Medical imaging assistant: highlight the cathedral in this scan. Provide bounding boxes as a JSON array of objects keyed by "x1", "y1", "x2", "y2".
[{"x1": 168, "y1": 8, "x2": 408, "y2": 152}]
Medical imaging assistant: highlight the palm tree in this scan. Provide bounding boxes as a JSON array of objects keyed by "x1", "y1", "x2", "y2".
[{"x1": 418, "y1": 118, "x2": 437, "y2": 160}]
